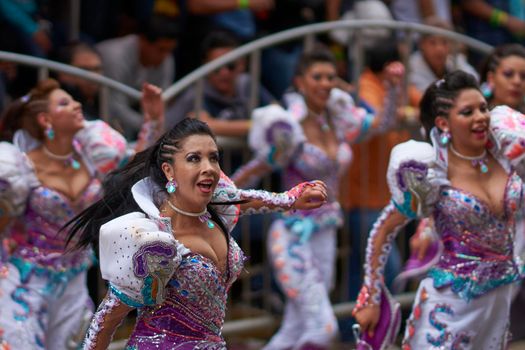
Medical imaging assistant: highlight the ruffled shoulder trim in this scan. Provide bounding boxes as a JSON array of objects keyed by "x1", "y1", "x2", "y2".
[
  {"x1": 0, "y1": 142, "x2": 38, "y2": 217},
  {"x1": 99, "y1": 212, "x2": 183, "y2": 307},
  {"x1": 489, "y1": 105, "x2": 525, "y2": 176},
  {"x1": 75, "y1": 120, "x2": 128, "y2": 176},
  {"x1": 387, "y1": 140, "x2": 448, "y2": 218},
  {"x1": 326, "y1": 88, "x2": 374, "y2": 143},
  {"x1": 248, "y1": 104, "x2": 305, "y2": 169}
]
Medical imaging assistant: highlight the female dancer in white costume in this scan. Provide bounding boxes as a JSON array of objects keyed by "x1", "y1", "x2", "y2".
[
  {"x1": 233, "y1": 49, "x2": 404, "y2": 349},
  {"x1": 354, "y1": 70, "x2": 525, "y2": 349},
  {"x1": 0, "y1": 79, "x2": 163, "y2": 349},
  {"x1": 65, "y1": 117, "x2": 328, "y2": 349}
]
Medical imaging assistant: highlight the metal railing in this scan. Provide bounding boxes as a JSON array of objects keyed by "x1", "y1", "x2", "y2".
[
  {"x1": 0, "y1": 51, "x2": 141, "y2": 120},
  {"x1": 163, "y1": 19, "x2": 493, "y2": 108},
  {"x1": 1, "y1": 19, "x2": 493, "y2": 121}
]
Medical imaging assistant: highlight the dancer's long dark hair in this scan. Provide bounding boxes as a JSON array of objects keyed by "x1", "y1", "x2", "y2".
[{"x1": 65, "y1": 118, "x2": 232, "y2": 251}]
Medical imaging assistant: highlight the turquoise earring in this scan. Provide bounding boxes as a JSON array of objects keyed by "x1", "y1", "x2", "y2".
[
  {"x1": 166, "y1": 178, "x2": 177, "y2": 193},
  {"x1": 440, "y1": 130, "x2": 451, "y2": 146},
  {"x1": 45, "y1": 124, "x2": 55, "y2": 140}
]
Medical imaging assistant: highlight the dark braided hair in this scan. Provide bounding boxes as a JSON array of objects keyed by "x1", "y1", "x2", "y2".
[
  {"x1": 420, "y1": 70, "x2": 480, "y2": 139},
  {"x1": 65, "y1": 118, "x2": 230, "y2": 251}
]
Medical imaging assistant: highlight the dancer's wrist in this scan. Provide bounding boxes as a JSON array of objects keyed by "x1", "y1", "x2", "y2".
[{"x1": 352, "y1": 285, "x2": 380, "y2": 316}]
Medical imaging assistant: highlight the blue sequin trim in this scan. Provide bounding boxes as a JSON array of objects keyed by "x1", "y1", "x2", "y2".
[
  {"x1": 10, "y1": 255, "x2": 93, "y2": 296},
  {"x1": 392, "y1": 193, "x2": 417, "y2": 219},
  {"x1": 109, "y1": 284, "x2": 143, "y2": 308},
  {"x1": 428, "y1": 267, "x2": 520, "y2": 301},
  {"x1": 141, "y1": 275, "x2": 155, "y2": 305}
]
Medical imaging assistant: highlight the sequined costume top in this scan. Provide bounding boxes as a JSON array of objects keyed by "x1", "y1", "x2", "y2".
[
  {"x1": 427, "y1": 171, "x2": 522, "y2": 300},
  {"x1": 233, "y1": 88, "x2": 398, "y2": 236},
  {"x1": 83, "y1": 175, "x2": 316, "y2": 350},
  {"x1": 0, "y1": 121, "x2": 129, "y2": 285},
  {"x1": 363, "y1": 106, "x2": 525, "y2": 304}
]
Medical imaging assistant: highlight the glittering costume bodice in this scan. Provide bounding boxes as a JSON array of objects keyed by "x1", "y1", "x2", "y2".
[
  {"x1": 429, "y1": 172, "x2": 523, "y2": 300},
  {"x1": 126, "y1": 238, "x2": 245, "y2": 349},
  {"x1": 279, "y1": 142, "x2": 351, "y2": 233},
  {"x1": 284, "y1": 142, "x2": 352, "y2": 201},
  {"x1": 11, "y1": 180, "x2": 101, "y2": 269}
]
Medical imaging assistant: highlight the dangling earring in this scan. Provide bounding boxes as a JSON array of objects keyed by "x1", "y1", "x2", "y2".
[
  {"x1": 166, "y1": 178, "x2": 177, "y2": 193},
  {"x1": 480, "y1": 82, "x2": 493, "y2": 99},
  {"x1": 45, "y1": 124, "x2": 55, "y2": 140},
  {"x1": 440, "y1": 129, "x2": 451, "y2": 146}
]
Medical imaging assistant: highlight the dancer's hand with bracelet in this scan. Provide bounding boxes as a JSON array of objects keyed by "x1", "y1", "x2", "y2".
[{"x1": 289, "y1": 180, "x2": 328, "y2": 211}]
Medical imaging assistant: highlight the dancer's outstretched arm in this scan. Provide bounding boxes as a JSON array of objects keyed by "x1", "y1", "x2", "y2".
[
  {"x1": 236, "y1": 180, "x2": 328, "y2": 214},
  {"x1": 353, "y1": 203, "x2": 410, "y2": 337}
]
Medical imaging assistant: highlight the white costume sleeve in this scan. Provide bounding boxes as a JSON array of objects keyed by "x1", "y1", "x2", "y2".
[
  {"x1": 489, "y1": 105, "x2": 525, "y2": 180},
  {"x1": 0, "y1": 142, "x2": 38, "y2": 218},
  {"x1": 74, "y1": 121, "x2": 129, "y2": 177},
  {"x1": 99, "y1": 212, "x2": 183, "y2": 307},
  {"x1": 386, "y1": 140, "x2": 448, "y2": 219},
  {"x1": 248, "y1": 104, "x2": 306, "y2": 169}
]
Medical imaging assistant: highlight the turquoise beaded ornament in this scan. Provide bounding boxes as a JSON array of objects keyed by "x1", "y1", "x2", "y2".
[
  {"x1": 167, "y1": 200, "x2": 215, "y2": 229},
  {"x1": 450, "y1": 144, "x2": 489, "y2": 174},
  {"x1": 42, "y1": 145, "x2": 81, "y2": 170},
  {"x1": 166, "y1": 178, "x2": 177, "y2": 193},
  {"x1": 439, "y1": 130, "x2": 451, "y2": 146},
  {"x1": 45, "y1": 125, "x2": 55, "y2": 140},
  {"x1": 71, "y1": 159, "x2": 81, "y2": 170}
]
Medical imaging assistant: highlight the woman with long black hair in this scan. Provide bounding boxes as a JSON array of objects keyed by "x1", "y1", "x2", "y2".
[{"x1": 65, "y1": 118, "x2": 328, "y2": 349}]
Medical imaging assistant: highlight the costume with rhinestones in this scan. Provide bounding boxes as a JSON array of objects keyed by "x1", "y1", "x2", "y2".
[
  {"x1": 231, "y1": 87, "x2": 398, "y2": 350},
  {"x1": 0, "y1": 120, "x2": 157, "y2": 350},
  {"x1": 357, "y1": 106, "x2": 525, "y2": 349},
  {"x1": 81, "y1": 172, "x2": 315, "y2": 350}
]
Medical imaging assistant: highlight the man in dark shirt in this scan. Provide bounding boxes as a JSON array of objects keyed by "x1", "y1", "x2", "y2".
[{"x1": 166, "y1": 30, "x2": 275, "y2": 136}]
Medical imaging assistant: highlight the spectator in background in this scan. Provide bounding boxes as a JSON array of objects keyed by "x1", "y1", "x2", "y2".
[
  {"x1": 389, "y1": 0, "x2": 452, "y2": 24},
  {"x1": 0, "y1": 0, "x2": 56, "y2": 97},
  {"x1": 175, "y1": 0, "x2": 275, "y2": 79},
  {"x1": 57, "y1": 43, "x2": 103, "y2": 121},
  {"x1": 96, "y1": 14, "x2": 179, "y2": 139},
  {"x1": 257, "y1": 0, "x2": 341, "y2": 98},
  {"x1": 409, "y1": 17, "x2": 478, "y2": 95},
  {"x1": 166, "y1": 30, "x2": 275, "y2": 137},
  {"x1": 459, "y1": 0, "x2": 525, "y2": 65},
  {"x1": 0, "y1": 0, "x2": 52, "y2": 57}
]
